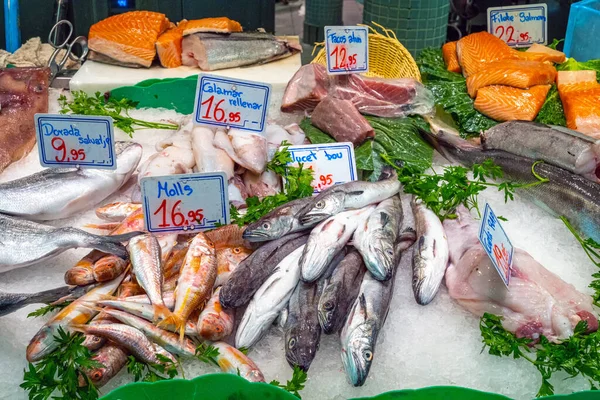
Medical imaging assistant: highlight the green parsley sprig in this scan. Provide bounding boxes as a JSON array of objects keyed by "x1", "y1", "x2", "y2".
[
  {"x1": 21, "y1": 327, "x2": 102, "y2": 400},
  {"x1": 269, "y1": 365, "x2": 308, "y2": 399},
  {"x1": 27, "y1": 301, "x2": 72, "y2": 318},
  {"x1": 195, "y1": 343, "x2": 220, "y2": 367},
  {"x1": 126, "y1": 355, "x2": 179, "y2": 382},
  {"x1": 481, "y1": 313, "x2": 600, "y2": 397},
  {"x1": 58, "y1": 91, "x2": 179, "y2": 137}
]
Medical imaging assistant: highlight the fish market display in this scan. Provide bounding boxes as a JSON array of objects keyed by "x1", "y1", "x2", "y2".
[
  {"x1": 0, "y1": 67, "x2": 49, "y2": 173},
  {"x1": 0, "y1": 141, "x2": 142, "y2": 221},
  {"x1": 557, "y1": 70, "x2": 600, "y2": 138}
]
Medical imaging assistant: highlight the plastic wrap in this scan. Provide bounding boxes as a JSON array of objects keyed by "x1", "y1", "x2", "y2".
[{"x1": 311, "y1": 96, "x2": 374, "y2": 145}]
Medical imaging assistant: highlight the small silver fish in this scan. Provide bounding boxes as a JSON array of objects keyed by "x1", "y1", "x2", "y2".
[
  {"x1": 242, "y1": 198, "x2": 315, "y2": 242},
  {"x1": 0, "y1": 284, "x2": 91, "y2": 317}
]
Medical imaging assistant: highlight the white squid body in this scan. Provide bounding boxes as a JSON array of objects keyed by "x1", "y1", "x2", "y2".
[
  {"x1": 138, "y1": 131, "x2": 196, "y2": 182},
  {"x1": 191, "y1": 126, "x2": 235, "y2": 180}
]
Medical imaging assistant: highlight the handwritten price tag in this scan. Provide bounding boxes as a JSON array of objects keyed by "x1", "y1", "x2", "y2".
[
  {"x1": 325, "y1": 26, "x2": 369, "y2": 75},
  {"x1": 140, "y1": 172, "x2": 229, "y2": 234},
  {"x1": 487, "y1": 4, "x2": 548, "y2": 47},
  {"x1": 35, "y1": 114, "x2": 115, "y2": 169},
  {"x1": 285, "y1": 142, "x2": 357, "y2": 194},
  {"x1": 478, "y1": 203, "x2": 514, "y2": 287},
  {"x1": 193, "y1": 74, "x2": 271, "y2": 134}
]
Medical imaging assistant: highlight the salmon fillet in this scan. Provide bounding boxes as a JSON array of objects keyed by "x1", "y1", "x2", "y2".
[
  {"x1": 466, "y1": 60, "x2": 556, "y2": 97},
  {"x1": 442, "y1": 41, "x2": 461, "y2": 73},
  {"x1": 519, "y1": 44, "x2": 566, "y2": 64},
  {"x1": 557, "y1": 70, "x2": 597, "y2": 87},
  {"x1": 456, "y1": 32, "x2": 516, "y2": 77},
  {"x1": 156, "y1": 26, "x2": 184, "y2": 68},
  {"x1": 474, "y1": 84, "x2": 551, "y2": 122},
  {"x1": 88, "y1": 11, "x2": 169, "y2": 68},
  {"x1": 558, "y1": 71, "x2": 600, "y2": 137},
  {"x1": 182, "y1": 17, "x2": 243, "y2": 35}
]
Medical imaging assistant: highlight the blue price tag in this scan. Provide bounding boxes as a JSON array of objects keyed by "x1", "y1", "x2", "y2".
[
  {"x1": 478, "y1": 203, "x2": 514, "y2": 287},
  {"x1": 285, "y1": 142, "x2": 357, "y2": 194},
  {"x1": 193, "y1": 74, "x2": 271, "y2": 133},
  {"x1": 487, "y1": 4, "x2": 548, "y2": 47},
  {"x1": 140, "y1": 172, "x2": 230, "y2": 234},
  {"x1": 35, "y1": 114, "x2": 115, "y2": 169},
  {"x1": 324, "y1": 26, "x2": 369, "y2": 75}
]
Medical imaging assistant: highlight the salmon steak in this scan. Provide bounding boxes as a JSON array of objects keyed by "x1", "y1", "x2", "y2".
[
  {"x1": 517, "y1": 43, "x2": 566, "y2": 64},
  {"x1": 442, "y1": 41, "x2": 461, "y2": 73},
  {"x1": 558, "y1": 71, "x2": 600, "y2": 138},
  {"x1": 466, "y1": 60, "x2": 556, "y2": 97},
  {"x1": 456, "y1": 31, "x2": 516, "y2": 77},
  {"x1": 182, "y1": 17, "x2": 243, "y2": 35},
  {"x1": 156, "y1": 26, "x2": 184, "y2": 68},
  {"x1": 474, "y1": 84, "x2": 551, "y2": 122},
  {"x1": 88, "y1": 11, "x2": 170, "y2": 68}
]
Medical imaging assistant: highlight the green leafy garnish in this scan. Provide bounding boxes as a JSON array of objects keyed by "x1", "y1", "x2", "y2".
[
  {"x1": 195, "y1": 343, "x2": 220, "y2": 367},
  {"x1": 238, "y1": 346, "x2": 249, "y2": 355},
  {"x1": 548, "y1": 38, "x2": 564, "y2": 50},
  {"x1": 535, "y1": 85, "x2": 566, "y2": 126},
  {"x1": 21, "y1": 327, "x2": 102, "y2": 400},
  {"x1": 481, "y1": 313, "x2": 600, "y2": 397},
  {"x1": 58, "y1": 91, "x2": 179, "y2": 137},
  {"x1": 27, "y1": 301, "x2": 72, "y2": 318},
  {"x1": 269, "y1": 365, "x2": 308, "y2": 399},
  {"x1": 126, "y1": 355, "x2": 179, "y2": 382}
]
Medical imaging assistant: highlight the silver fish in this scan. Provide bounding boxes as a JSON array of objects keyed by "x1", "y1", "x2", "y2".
[
  {"x1": 297, "y1": 166, "x2": 400, "y2": 225},
  {"x1": 353, "y1": 196, "x2": 403, "y2": 281},
  {"x1": 0, "y1": 142, "x2": 142, "y2": 221},
  {"x1": 242, "y1": 198, "x2": 315, "y2": 242},
  {"x1": 0, "y1": 214, "x2": 142, "y2": 273},
  {"x1": 411, "y1": 199, "x2": 449, "y2": 305},
  {"x1": 0, "y1": 284, "x2": 91, "y2": 317}
]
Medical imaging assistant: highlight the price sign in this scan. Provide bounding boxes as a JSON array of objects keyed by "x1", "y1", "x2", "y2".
[
  {"x1": 478, "y1": 203, "x2": 514, "y2": 287},
  {"x1": 324, "y1": 26, "x2": 368, "y2": 75},
  {"x1": 140, "y1": 172, "x2": 229, "y2": 233},
  {"x1": 285, "y1": 142, "x2": 357, "y2": 194},
  {"x1": 193, "y1": 74, "x2": 271, "y2": 133},
  {"x1": 35, "y1": 114, "x2": 115, "y2": 169},
  {"x1": 487, "y1": 4, "x2": 548, "y2": 47}
]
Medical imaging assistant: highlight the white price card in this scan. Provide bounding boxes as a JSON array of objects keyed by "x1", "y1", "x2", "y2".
[
  {"x1": 487, "y1": 3, "x2": 548, "y2": 47},
  {"x1": 324, "y1": 26, "x2": 369, "y2": 75},
  {"x1": 478, "y1": 203, "x2": 514, "y2": 287},
  {"x1": 140, "y1": 172, "x2": 230, "y2": 234},
  {"x1": 35, "y1": 114, "x2": 115, "y2": 169},
  {"x1": 285, "y1": 142, "x2": 357, "y2": 194},
  {"x1": 193, "y1": 74, "x2": 271, "y2": 133}
]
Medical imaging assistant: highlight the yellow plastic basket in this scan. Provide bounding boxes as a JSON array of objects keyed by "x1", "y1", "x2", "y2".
[{"x1": 311, "y1": 22, "x2": 422, "y2": 81}]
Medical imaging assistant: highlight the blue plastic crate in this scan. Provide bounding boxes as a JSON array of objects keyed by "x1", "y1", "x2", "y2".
[{"x1": 564, "y1": 0, "x2": 600, "y2": 61}]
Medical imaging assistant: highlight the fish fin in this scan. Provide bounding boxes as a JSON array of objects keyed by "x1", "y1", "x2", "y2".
[
  {"x1": 347, "y1": 190, "x2": 365, "y2": 197},
  {"x1": 379, "y1": 212, "x2": 390, "y2": 228},
  {"x1": 78, "y1": 302, "x2": 104, "y2": 313},
  {"x1": 157, "y1": 313, "x2": 186, "y2": 342},
  {"x1": 84, "y1": 222, "x2": 121, "y2": 231},
  {"x1": 153, "y1": 304, "x2": 173, "y2": 324},
  {"x1": 105, "y1": 231, "x2": 145, "y2": 243}
]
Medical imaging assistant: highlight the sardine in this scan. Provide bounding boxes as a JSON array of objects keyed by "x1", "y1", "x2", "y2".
[
  {"x1": 411, "y1": 199, "x2": 449, "y2": 305},
  {"x1": 160, "y1": 233, "x2": 216, "y2": 339},
  {"x1": 243, "y1": 197, "x2": 316, "y2": 242},
  {"x1": 26, "y1": 273, "x2": 125, "y2": 362},
  {"x1": 81, "y1": 343, "x2": 129, "y2": 388},
  {"x1": 353, "y1": 196, "x2": 403, "y2": 281},
  {"x1": 212, "y1": 341, "x2": 265, "y2": 382},
  {"x1": 0, "y1": 284, "x2": 90, "y2": 317},
  {"x1": 318, "y1": 249, "x2": 366, "y2": 334},
  {"x1": 128, "y1": 234, "x2": 171, "y2": 322},
  {"x1": 197, "y1": 287, "x2": 234, "y2": 341},
  {"x1": 0, "y1": 214, "x2": 142, "y2": 273},
  {"x1": 235, "y1": 245, "x2": 305, "y2": 349},
  {"x1": 0, "y1": 141, "x2": 142, "y2": 221},
  {"x1": 214, "y1": 246, "x2": 253, "y2": 287},
  {"x1": 220, "y1": 232, "x2": 308, "y2": 308},
  {"x1": 95, "y1": 202, "x2": 142, "y2": 222},
  {"x1": 296, "y1": 166, "x2": 401, "y2": 225},
  {"x1": 300, "y1": 206, "x2": 375, "y2": 282}
]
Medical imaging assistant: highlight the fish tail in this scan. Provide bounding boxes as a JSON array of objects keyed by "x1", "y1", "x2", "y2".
[
  {"x1": 153, "y1": 304, "x2": 174, "y2": 324},
  {"x1": 157, "y1": 313, "x2": 186, "y2": 342}
]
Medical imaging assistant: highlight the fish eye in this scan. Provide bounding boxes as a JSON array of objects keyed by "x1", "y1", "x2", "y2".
[
  {"x1": 262, "y1": 222, "x2": 271, "y2": 230},
  {"x1": 93, "y1": 337, "x2": 102, "y2": 343},
  {"x1": 324, "y1": 301, "x2": 334, "y2": 311},
  {"x1": 315, "y1": 201, "x2": 325, "y2": 209},
  {"x1": 92, "y1": 370, "x2": 104, "y2": 381},
  {"x1": 385, "y1": 249, "x2": 394, "y2": 256},
  {"x1": 363, "y1": 350, "x2": 373, "y2": 361},
  {"x1": 288, "y1": 338, "x2": 296, "y2": 349},
  {"x1": 233, "y1": 247, "x2": 242, "y2": 254}
]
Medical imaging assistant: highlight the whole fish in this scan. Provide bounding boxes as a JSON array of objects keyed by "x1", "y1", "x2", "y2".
[
  {"x1": 235, "y1": 245, "x2": 305, "y2": 349},
  {"x1": 212, "y1": 341, "x2": 265, "y2": 382},
  {"x1": 424, "y1": 129, "x2": 600, "y2": 242},
  {"x1": 340, "y1": 266, "x2": 396, "y2": 387},
  {"x1": 220, "y1": 232, "x2": 308, "y2": 309},
  {"x1": 197, "y1": 287, "x2": 234, "y2": 341},
  {"x1": 161, "y1": 233, "x2": 217, "y2": 339},
  {"x1": 81, "y1": 312, "x2": 118, "y2": 351},
  {"x1": 0, "y1": 141, "x2": 142, "y2": 221},
  {"x1": 353, "y1": 196, "x2": 403, "y2": 281},
  {"x1": 91, "y1": 255, "x2": 128, "y2": 283},
  {"x1": 128, "y1": 234, "x2": 171, "y2": 322},
  {"x1": 300, "y1": 206, "x2": 375, "y2": 283},
  {"x1": 296, "y1": 166, "x2": 401, "y2": 225},
  {"x1": 0, "y1": 284, "x2": 91, "y2": 317},
  {"x1": 0, "y1": 214, "x2": 142, "y2": 273},
  {"x1": 80, "y1": 343, "x2": 129, "y2": 388},
  {"x1": 215, "y1": 246, "x2": 253, "y2": 287},
  {"x1": 95, "y1": 202, "x2": 142, "y2": 222},
  {"x1": 71, "y1": 323, "x2": 177, "y2": 365},
  {"x1": 481, "y1": 121, "x2": 600, "y2": 182},
  {"x1": 26, "y1": 273, "x2": 125, "y2": 362},
  {"x1": 117, "y1": 292, "x2": 175, "y2": 309},
  {"x1": 242, "y1": 197, "x2": 316, "y2": 242},
  {"x1": 205, "y1": 224, "x2": 249, "y2": 248},
  {"x1": 318, "y1": 249, "x2": 366, "y2": 334},
  {"x1": 411, "y1": 199, "x2": 449, "y2": 305}
]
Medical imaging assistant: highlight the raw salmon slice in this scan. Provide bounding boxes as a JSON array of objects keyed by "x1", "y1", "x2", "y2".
[
  {"x1": 557, "y1": 70, "x2": 597, "y2": 87},
  {"x1": 518, "y1": 44, "x2": 566, "y2": 64},
  {"x1": 89, "y1": 11, "x2": 169, "y2": 68},
  {"x1": 474, "y1": 84, "x2": 551, "y2": 122},
  {"x1": 466, "y1": 60, "x2": 556, "y2": 97},
  {"x1": 558, "y1": 71, "x2": 600, "y2": 137},
  {"x1": 456, "y1": 32, "x2": 516, "y2": 77},
  {"x1": 182, "y1": 17, "x2": 243, "y2": 35},
  {"x1": 442, "y1": 41, "x2": 461, "y2": 73},
  {"x1": 156, "y1": 26, "x2": 184, "y2": 68}
]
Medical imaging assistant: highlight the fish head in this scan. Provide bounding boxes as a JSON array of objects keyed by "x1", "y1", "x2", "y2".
[
  {"x1": 64, "y1": 265, "x2": 95, "y2": 286},
  {"x1": 341, "y1": 323, "x2": 377, "y2": 387},
  {"x1": 81, "y1": 334, "x2": 105, "y2": 351},
  {"x1": 243, "y1": 213, "x2": 293, "y2": 241},
  {"x1": 92, "y1": 255, "x2": 127, "y2": 282},
  {"x1": 285, "y1": 323, "x2": 321, "y2": 372},
  {"x1": 82, "y1": 360, "x2": 114, "y2": 388},
  {"x1": 364, "y1": 240, "x2": 395, "y2": 281},
  {"x1": 298, "y1": 191, "x2": 345, "y2": 225},
  {"x1": 26, "y1": 325, "x2": 58, "y2": 362},
  {"x1": 199, "y1": 312, "x2": 234, "y2": 341},
  {"x1": 220, "y1": 246, "x2": 252, "y2": 269},
  {"x1": 318, "y1": 283, "x2": 340, "y2": 333},
  {"x1": 114, "y1": 141, "x2": 143, "y2": 177}
]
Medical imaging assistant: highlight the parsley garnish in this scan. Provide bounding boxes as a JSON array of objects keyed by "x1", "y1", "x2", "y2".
[
  {"x1": 126, "y1": 355, "x2": 179, "y2": 382},
  {"x1": 27, "y1": 301, "x2": 72, "y2": 318},
  {"x1": 237, "y1": 346, "x2": 249, "y2": 355},
  {"x1": 195, "y1": 343, "x2": 220, "y2": 367},
  {"x1": 269, "y1": 365, "x2": 308, "y2": 399}
]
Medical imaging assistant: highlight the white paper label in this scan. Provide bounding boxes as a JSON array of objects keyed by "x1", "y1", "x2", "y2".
[
  {"x1": 487, "y1": 3, "x2": 548, "y2": 47},
  {"x1": 324, "y1": 26, "x2": 369, "y2": 74},
  {"x1": 478, "y1": 203, "x2": 514, "y2": 287}
]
